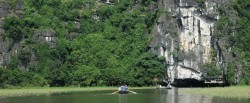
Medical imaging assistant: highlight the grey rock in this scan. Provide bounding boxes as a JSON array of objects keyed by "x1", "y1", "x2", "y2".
[
  {"x1": 34, "y1": 29, "x2": 56, "y2": 48},
  {"x1": 0, "y1": 1, "x2": 10, "y2": 18},
  {"x1": 150, "y1": 0, "x2": 221, "y2": 83}
]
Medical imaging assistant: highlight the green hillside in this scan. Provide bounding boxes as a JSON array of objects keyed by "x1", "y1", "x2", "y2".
[{"x1": 0, "y1": 0, "x2": 165, "y2": 87}]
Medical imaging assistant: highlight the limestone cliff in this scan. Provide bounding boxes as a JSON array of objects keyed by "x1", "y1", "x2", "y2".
[
  {"x1": 0, "y1": 0, "x2": 55, "y2": 69},
  {"x1": 149, "y1": 0, "x2": 223, "y2": 84},
  {"x1": 0, "y1": 0, "x2": 11, "y2": 68}
]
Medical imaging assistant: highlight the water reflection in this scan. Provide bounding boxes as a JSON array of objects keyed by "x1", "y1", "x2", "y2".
[
  {"x1": 119, "y1": 94, "x2": 127, "y2": 103},
  {"x1": 165, "y1": 88, "x2": 213, "y2": 103}
]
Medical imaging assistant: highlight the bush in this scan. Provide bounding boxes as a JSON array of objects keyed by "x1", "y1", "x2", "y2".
[
  {"x1": 72, "y1": 65, "x2": 101, "y2": 86},
  {"x1": 204, "y1": 63, "x2": 222, "y2": 78},
  {"x1": 3, "y1": 16, "x2": 24, "y2": 42},
  {"x1": 0, "y1": 68, "x2": 12, "y2": 88},
  {"x1": 226, "y1": 63, "x2": 235, "y2": 85},
  {"x1": 17, "y1": 49, "x2": 31, "y2": 67}
]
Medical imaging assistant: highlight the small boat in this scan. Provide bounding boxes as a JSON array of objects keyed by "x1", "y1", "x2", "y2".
[
  {"x1": 166, "y1": 83, "x2": 172, "y2": 89},
  {"x1": 118, "y1": 91, "x2": 128, "y2": 94},
  {"x1": 112, "y1": 90, "x2": 137, "y2": 94},
  {"x1": 113, "y1": 85, "x2": 137, "y2": 94}
]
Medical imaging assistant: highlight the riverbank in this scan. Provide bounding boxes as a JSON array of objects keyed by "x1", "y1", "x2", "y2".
[
  {"x1": 0, "y1": 87, "x2": 154, "y2": 97},
  {"x1": 180, "y1": 86, "x2": 250, "y2": 98}
]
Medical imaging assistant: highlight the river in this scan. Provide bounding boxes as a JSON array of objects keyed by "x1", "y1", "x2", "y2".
[{"x1": 0, "y1": 88, "x2": 249, "y2": 103}]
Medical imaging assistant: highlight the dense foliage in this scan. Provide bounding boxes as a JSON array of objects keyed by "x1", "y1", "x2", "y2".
[
  {"x1": 0, "y1": 0, "x2": 165, "y2": 87},
  {"x1": 232, "y1": 0, "x2": 250, "y2": 85},
  {"x1": 215, "y1": 0, "x2": 250, "y2": 85}
]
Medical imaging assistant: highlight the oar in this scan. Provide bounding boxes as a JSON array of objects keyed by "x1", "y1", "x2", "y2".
[
  {"x1": 128, "y1": 90, "x2": 137, "y2": 94},
  {"x1": 112, "y1": 91, "x2": 119, "y2": 94}
]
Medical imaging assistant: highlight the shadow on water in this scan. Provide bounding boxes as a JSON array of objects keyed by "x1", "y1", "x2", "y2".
[{"x1": 0, "y1": 89, "x2": 250, "y2": 103}]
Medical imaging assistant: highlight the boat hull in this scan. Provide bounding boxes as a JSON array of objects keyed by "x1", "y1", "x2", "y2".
[{"x1": 118, "y1": 91, "x2": 128, "y2": 94}]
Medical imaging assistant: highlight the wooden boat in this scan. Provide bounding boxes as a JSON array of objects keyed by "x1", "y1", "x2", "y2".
[{"x1": 118, "y1": 91, "x2": 128, "y2": 94}]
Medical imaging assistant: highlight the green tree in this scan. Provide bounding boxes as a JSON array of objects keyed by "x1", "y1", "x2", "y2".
[
  {"x1": 29, "y1": 0, "x2": 45, "y2": 9},
  {"x1": 3, "y1": 16, "x2": 25, "y2": 42},
  {"x1": 226, "y1": 63, "x2": 235, "y2": 85},
  {"x1": 204, "y1": 63, "x2": 222, "y2": 78},
  {"x1": 17, "y1": 49, "x2": 31, "y2": 68},
  {"x1": 73, "y1": 65, "x2": 101, "y2": 86},
  {"x1": 0, "y1": 67, "x2": 12, "y2": 88},
  {"x1": 130, "y1": 53, "x2": 165, "y2": 86}
]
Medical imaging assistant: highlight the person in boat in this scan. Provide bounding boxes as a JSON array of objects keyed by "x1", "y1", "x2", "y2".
[
  {"x1": 113, "y1": 85, "x2": 137, "y2": 94},
  {"x1": 119, "y1": 85, "x2": 128, "y2": 94},
  {"x1": 121, "y1": 85, "x2": 127, "y2": 91}
]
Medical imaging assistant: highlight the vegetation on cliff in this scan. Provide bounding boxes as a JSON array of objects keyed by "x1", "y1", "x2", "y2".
[
  {"x1": 0, "y1": 0, "x2": 164, "y2": 88},
  {"x1": 214, "y1": 0, "x2": 250, "y2": 85}
]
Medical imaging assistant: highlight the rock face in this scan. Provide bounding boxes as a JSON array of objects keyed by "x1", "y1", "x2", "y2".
[
  {"x1": 0, "y1": 0, "x2": 34, "y2": 68},
  {"x1": 15, "y1": 0, "x2": 24, "y2": 18},
  {"x1": 34, "y1": 29, "x2": 56, "y2": 48},
  {"x1": 0, "y1": 0, "x2": 10, "y2": 68},
  {"x1": 150, "y1": 0, "x2": 220, "y2": 83},
  {"x1": 0, "y1": 1, "x2": 10, "y2": 18},
  {"x1": 0, "y1": 0, "x2": 57, "y2": 69}
]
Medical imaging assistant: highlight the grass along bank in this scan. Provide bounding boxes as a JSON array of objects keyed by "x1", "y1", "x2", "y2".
[
  {"x1": 180, "y1": 86, "x2": 250, "y2": 98},
  {"x1": 0, "y1": 87, "x2": 154, "y2": 97}
]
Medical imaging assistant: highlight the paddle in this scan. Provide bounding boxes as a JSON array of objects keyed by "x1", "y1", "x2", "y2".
[
  {"x1": 112, "y1": 91, "x2": 119, "y2": 94},
  {"x1": 128, "y1": 90, "x2": 137, "y2": 94}
]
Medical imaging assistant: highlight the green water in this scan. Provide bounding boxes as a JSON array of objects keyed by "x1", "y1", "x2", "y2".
[{"x1": 0, "y1": 88, "x2": 249, "y2": 103}]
